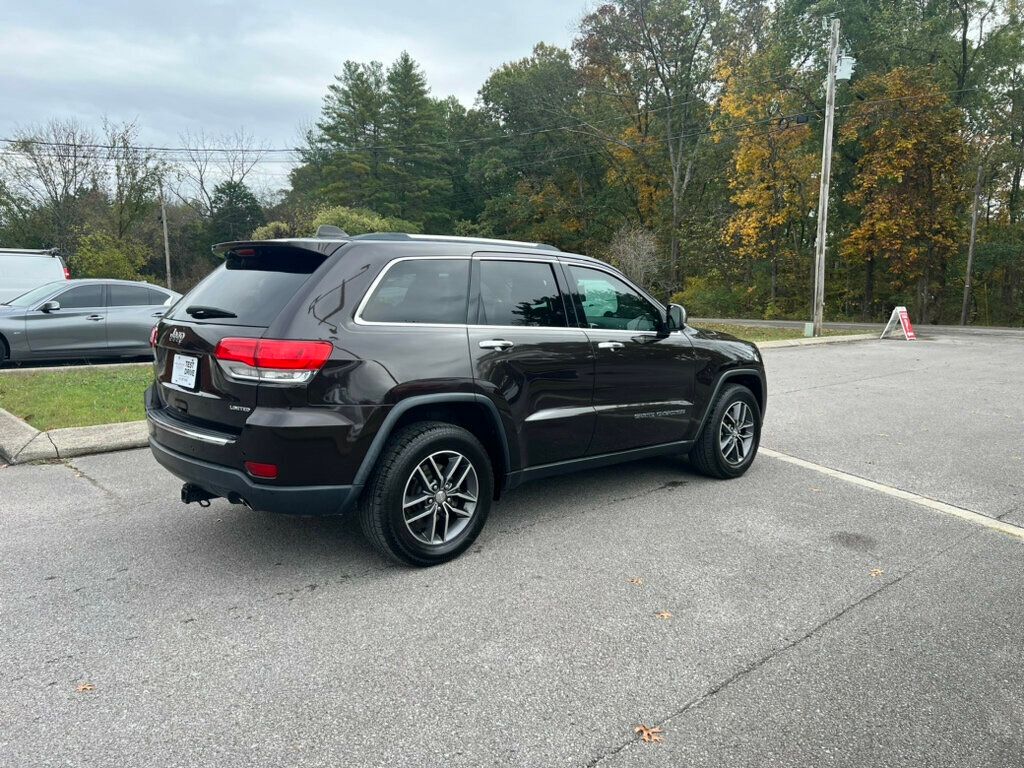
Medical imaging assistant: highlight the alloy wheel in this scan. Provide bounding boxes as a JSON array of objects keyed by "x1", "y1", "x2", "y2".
[
  {"x1": 401, "y1": 450, "x2": 479, "y2": 546},
  {"x1": 718, "y1": 401, "x2": 755, "y2": 466}
]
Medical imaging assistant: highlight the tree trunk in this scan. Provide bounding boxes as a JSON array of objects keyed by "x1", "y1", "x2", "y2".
[
  {"x1": 770, "y1": 260, "x2": 777, "y2": 302},
  {"x1": 863, "y1": 256, "x2": 874, "y2": 319},
  {"x1": 917, "y1": 273, "x2": 930, "y2": 325}
]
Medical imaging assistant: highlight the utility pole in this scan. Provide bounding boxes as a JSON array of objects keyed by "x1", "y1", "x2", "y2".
[
  {"x1": 960, "y1": 162, "x2": 983, "y2": 326},
  {"x1": 159, "y1": 186, "x2": 172, "y2": 291},
  {"x1": 812, "y1": 17, "x2": 840, "y2": 337}
]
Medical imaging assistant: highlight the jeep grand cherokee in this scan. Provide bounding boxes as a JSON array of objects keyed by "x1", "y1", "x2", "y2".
[{"x1": 146, "y1": 232, "x2": 766, "y2": 566}]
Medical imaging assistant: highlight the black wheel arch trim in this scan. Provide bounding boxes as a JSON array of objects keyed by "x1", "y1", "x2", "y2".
[
  {"x1": 348, "y1": 393, "x2": 513, "y2": 508},
  {"x1": 692, "y1": 367, "x2": 767, "y2": 439}
]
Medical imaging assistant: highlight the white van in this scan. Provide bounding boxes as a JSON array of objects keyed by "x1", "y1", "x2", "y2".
[{"x1": 0, "y1": 249, "x2": 69, "y2": 303}]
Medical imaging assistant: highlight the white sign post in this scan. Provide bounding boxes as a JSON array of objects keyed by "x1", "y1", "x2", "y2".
[{"x1": 880, "y1": 306, "x2": 917, "y2": 340}]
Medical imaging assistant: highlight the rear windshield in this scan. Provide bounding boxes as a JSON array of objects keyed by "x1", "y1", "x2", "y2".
[{"x1": 168, "y1": 248, "x2": 328, "y2": 327}]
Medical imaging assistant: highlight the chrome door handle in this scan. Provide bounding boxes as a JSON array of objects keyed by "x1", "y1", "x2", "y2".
[
  {"x1": 479, "y1": 339, "x2": 514, "y2": 350},
  {"x1": 597, "y1": 341, "x2": 625, "y2": 350},
  {"x1": 152, "y1": 311, "x2": 165, "y2": 317},
  {"x1": 86, "y1": 314, "x2": 104, "y2": 321}
]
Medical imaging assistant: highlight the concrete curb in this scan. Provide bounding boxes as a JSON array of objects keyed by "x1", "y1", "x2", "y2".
[
  {"x1": 0, "y1": 406, "x2": 147, "y2": 465},
  {"x1": 756, "y1": 332, "x2": 878, "y2": 349}
]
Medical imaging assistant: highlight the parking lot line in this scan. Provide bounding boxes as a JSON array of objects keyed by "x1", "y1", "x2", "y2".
[{"x1": 759, "y1": 447, "x2": 1024, "y2": 542}]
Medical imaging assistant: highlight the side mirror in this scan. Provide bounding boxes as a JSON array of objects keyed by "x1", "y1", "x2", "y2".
[
  {"x1": 40, "y1": 300, "x2": 61, "y2": 313},
  {"x1": 667, "y1": 303, "x2": 687, "y2": 330}
]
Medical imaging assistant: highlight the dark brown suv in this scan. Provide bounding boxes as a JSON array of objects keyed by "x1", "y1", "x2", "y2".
[{"x1": 146, "y1": 232, "x2": 766, "y2": 566}]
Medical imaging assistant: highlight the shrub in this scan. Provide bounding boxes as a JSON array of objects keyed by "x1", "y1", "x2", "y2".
[
  {"x1": 309, "y1": 206, "x2": 420, "y2": 236},
  {"x1": 69, "y1": 233, "x2": 147, "y2": 280},
  {"x1": 670, "y1": 274, "x2": 747, "y2": 319},
  {"x1": 250, "y1": 221, "x2": 294, "y2": 240}
]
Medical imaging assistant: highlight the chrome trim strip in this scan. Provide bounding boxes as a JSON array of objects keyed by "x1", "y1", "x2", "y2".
[
  {"x1": 467, "y1": 325, "x2": 588, "y2": 334},
  {"x1": 524, "y1": 406, "x2": 596, "y2": 423},
  {"x1": 594, "y1": 399, "x2": 692, "y2": 413},
  {"x1": 147, "y1": 410, "x2": 236, "y2": 446},
  {"x1": 525, "y1": 400, "x2": 692, "y2": 422}
]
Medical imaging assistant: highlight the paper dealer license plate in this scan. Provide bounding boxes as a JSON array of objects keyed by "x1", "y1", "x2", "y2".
[{"x1": 171, "y1": 354, "x2": 199, "y2": 389}]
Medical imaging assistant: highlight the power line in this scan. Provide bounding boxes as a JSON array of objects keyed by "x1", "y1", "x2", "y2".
[{"x1": 0, "y1": 70, "x2": 845, "y2": 158}]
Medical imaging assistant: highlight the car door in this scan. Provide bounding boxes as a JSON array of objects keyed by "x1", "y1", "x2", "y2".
[
  {"x1": 565, "y1": 263, "x2": 696, "y2": 455},
  {"x1": 25, "y1": 283, "x2": 107, "y2": 355},
  {"x1": 468, "y1": 255, "x2": 595, "y2": 468},
  {"x1": 106, "y1": 283, "x2": 169, "y2": 352}
]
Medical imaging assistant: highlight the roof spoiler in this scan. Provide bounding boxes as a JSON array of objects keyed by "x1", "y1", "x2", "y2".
[{"x1": 211, "y1": 239, "x2": 345, "y2": 257}]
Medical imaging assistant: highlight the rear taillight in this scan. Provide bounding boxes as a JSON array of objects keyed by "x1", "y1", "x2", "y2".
[
  {"x1": 214, "y1": 338, "x2": 332, "y2": 384},
  {"x1": 149, "y1": 326, "x2": 159, "y2": 347},
  {"x1": 63, "y1": 266, "x2": 71, "y2": 280}
]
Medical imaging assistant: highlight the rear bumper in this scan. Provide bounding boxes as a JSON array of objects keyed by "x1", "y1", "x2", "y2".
[{"x1": 149, "y1": 437, "x2": 356, "y2": 516}]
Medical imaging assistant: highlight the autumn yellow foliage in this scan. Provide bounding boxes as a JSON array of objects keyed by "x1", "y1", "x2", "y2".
[{"x1": 840, "y1": 68, "x2": 967, "y2": 320}]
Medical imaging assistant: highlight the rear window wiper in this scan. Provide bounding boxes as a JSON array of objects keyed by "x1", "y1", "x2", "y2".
[{"x1": 185, "y1": 305, "x2": 237, "y2": 319}]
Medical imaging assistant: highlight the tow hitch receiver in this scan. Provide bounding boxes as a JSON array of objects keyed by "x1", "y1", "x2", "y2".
[{"x1": 181, "y1": 483, "x2": 218, "y2": 507}]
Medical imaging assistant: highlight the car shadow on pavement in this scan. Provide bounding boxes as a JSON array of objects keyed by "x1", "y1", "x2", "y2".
[{"x1": 167, "y1": 455, "x2": 704, "y2": 573}]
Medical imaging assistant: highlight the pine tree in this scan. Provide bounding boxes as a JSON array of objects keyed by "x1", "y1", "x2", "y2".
[
  {"x1": 316, "y1": 60, "x2": 389, "y2": 211},
  {"x1": 381, "y1": 52, "x2": 452, "y2": 230}
]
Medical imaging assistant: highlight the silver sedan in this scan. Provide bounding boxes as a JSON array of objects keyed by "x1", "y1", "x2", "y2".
[{"x1": 0, "y1": 279, "x2": 181, "y2": 365}]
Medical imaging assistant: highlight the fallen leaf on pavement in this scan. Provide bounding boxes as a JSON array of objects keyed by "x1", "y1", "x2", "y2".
[
  {"x1": 634, "y1": 724, "x2": 663, "y2": 743},
  {"x1": 75, "y1": 683, "x2": 95, "y2": 693},
  {"x1": 870, "y1": 568, "x2": 884, "y2": 578},
  {"x1": 627, "y1": 577, "x2": 644, "y2": 586},
  {"x1": 655, "y1": 610, "x2": 672, "y2": 620}
]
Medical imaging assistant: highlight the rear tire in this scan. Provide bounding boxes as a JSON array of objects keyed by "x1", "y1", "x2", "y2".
[
  {"x1": 358, "y1": 421, "x2": 493, "y2": 567},
  {"x1": 689, "y1": 384, "x2": 761, "y2": 479},
  {"x1": 0, "y1": 336, "x2": 8, "y2": 367}
]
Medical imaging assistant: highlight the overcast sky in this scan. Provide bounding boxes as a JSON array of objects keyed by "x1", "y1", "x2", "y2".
[{"x1": 0, "y1": 0, "x2": 584, "y2": 190}]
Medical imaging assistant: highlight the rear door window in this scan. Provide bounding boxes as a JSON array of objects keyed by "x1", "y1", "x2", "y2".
[
  {"x1": 109, "y1": 284, "x2": 155, "y2": 306},
  {"x1": 167, "y1": 248, "x2": 328, "y2": 328},
  {"x1": 476, "y1": 260, "x2": 567, "y2": 327},
  {"x1": 359, "y1": 259, "x2": 469, "y2": 324},
  {"x1": 148, "y1": 288, "x2": 173, "y2": 306}
]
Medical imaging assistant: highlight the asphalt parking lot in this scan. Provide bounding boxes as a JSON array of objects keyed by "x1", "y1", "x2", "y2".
[{"x1": 2, "y1": 331, "x2": 1023, "y2": 767}]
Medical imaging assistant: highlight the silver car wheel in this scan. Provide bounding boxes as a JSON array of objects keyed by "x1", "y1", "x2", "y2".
[
  {"x1": 719, "y1": 401, "x2": 755, "y2": 466},
  {"x1": 402, "y1": 450, "x2": 479, "y2": 546}
]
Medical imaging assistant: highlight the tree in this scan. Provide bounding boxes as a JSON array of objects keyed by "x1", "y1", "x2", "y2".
[
  {"x1": 720, "y1": 65, "x2": 819, "y2": 313},
  {"x1": 70, "y1": 232, "x2": 147, "y2": 280},
  {"x1": 841, "y1": 69, "x2": 969, "y2": 322},
  {"x1": 577, "y1": 0, "x2": 721, "y2": 289},
  {"x1": 207, "y1": 180, "x2": 264, "y2": 244},
  {"x1": 176, "y1": 128, "x2": 268, "y2": 218},
  {"x1": 314, "y1": 60, "x2": 390, "y2": 211},
  {"x1": 0, "y1": 119, "x2": 102, "y2": 255},
  {"x1": 103, "y1": 119, "x2": 165, "y2": 240},
  {"x1": 381, "y1": 52, "x2": 452, "y2": 229},
  {"x1": 607, "y1": 224, "x2": 659, "y2": 287}
]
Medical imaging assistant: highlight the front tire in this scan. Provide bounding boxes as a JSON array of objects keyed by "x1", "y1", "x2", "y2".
[
  {"x1": 358, "y1": 421, "x2": 493, "y2": 567},
  {"x1": 689, "y1": 384, "x2": 761, "y2": 479}
]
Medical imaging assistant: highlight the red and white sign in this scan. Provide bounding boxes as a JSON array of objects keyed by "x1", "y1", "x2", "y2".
[{"x1": 881, "y1": 306, "x2": 917, "y2": 341}]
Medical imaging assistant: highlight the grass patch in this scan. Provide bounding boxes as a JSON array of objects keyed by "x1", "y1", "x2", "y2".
[
  {"x1": 0, "y1": 366, "x2": 151, "y2": 430},
  {"x1": 695, "y1": 322, "x2": 858, "y2": 341},
  {"x1": 693, "y1": 322, "x2": 860, "y2": 343}
]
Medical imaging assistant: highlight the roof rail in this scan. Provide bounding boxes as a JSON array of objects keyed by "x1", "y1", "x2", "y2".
[{"x1": 350, "y1": 232, "x2": 559, "y2": 251}]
